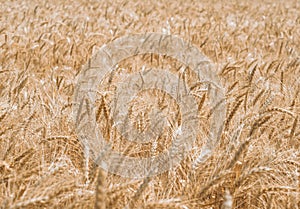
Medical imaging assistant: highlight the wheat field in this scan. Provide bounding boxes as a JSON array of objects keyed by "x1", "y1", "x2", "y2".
[{"x1": 0, "y1": 0, "x2": 299, "y2": 208}]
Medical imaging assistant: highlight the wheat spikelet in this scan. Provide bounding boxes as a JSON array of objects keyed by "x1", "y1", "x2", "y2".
[
  {"x1": 197, "y1": 93, "x2": 206, "y2": 111},
  {"x1": 127, "y1": 177, "x2": 151, "y2": 208},
  {"x1": 11, "y1": 196, "x2": 50, "y2": 209},
  {"x1": 224, "y1": 99, "x2": 243, "y2": 130},
  {"x1": 289, "y1": 116, "x2": 298, "y2": 139},
  {"x1": 252, "y1": 89, "x2": 265, "y2": 106},
  {"x1": 12, "y1": 148, "x2": 35, "y2": 169},
  {"x1": 94, "y1": 168, "x2": 107, "y2": 209}
]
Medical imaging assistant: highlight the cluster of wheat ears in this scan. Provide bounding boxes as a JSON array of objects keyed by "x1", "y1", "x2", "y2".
[{"x1": 0, "y1": 0, "x2": 299, "y2": 208}]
